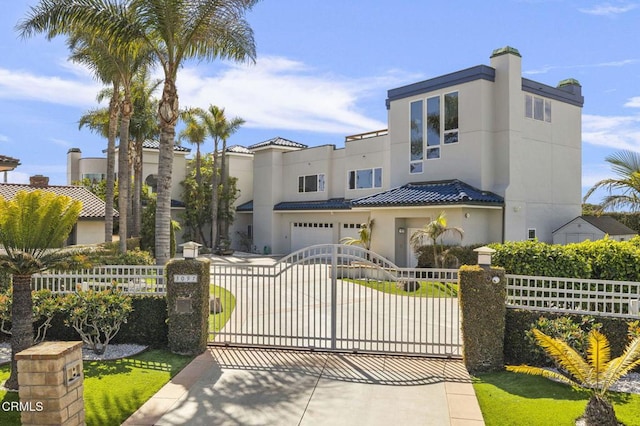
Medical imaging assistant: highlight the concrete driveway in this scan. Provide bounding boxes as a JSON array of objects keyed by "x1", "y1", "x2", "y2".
[{"x1": 124, "y1": 347, "x2": 484, "y2": 425}]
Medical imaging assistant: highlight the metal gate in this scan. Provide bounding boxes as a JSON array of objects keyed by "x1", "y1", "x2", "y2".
[{"x1": 209, "y1": 244, "x2": 461, "y2": 357}]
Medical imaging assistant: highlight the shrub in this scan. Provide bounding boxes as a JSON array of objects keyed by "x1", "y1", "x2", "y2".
[
  {"x1": 489, "y1": 240, "x2": 591, "y2": 278},
  {"x1": 415, "y1": 244, "x2": 483, "y2": 268},
  {"x1": 0, "y1": 289, "x2": 63, "y2": 343},
  {"x1": 63, "y1": 289, "x2": 133, "y2": 354},
  {"x1": 570, "y1": 237, "x2": 640, "y2": 281},
  {"x1": 100, "y1": 248, "x2": 155, "y2": 266}
]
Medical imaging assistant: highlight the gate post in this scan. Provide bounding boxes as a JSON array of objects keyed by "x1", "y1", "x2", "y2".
[
  {"x1": 166, "y1": 250, "x2": 210, "y2": 355},
  {"x1": 458, "y1": 247, "x2": 506, "y2": 374}
]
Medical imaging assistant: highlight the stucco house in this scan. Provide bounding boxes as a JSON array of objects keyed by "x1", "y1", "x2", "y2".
[
  {"x1": 0, "y1": 175, "x2": 117, "y2": 246},
  {"x1": 228, "y1": 46, "x2": 583, "y2": 266},
  {"x1": 0, "y1": 154, "x2": 20, "y2": 183},
  {"x1": 552, "y1": 216, "x2": 637, "y2": 244}
]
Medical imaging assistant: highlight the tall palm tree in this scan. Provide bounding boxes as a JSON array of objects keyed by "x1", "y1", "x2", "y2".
[
  {"x1": 179, "y1": 107, "x2": 207, "y2": 187},
  {"x1": 129, "y1": 69, "x2": 161, "y2": 237},
  {"x1": 410, "y1": 212, "x2": 463, "y2": 268},
  {"x1": 584, "y1": 150, "x2": 640, "y2": 212},
  {"x1": 0, "y1": 191, "x2": 83, "y2": 390},
  {"x1": 18, "y1": 0, "x2": 259, "y2": 265},
  {"x1": 197, "y1": 105, "x2": 245, "y2": 248},
  {"x1": 507, "y1": 329, "x2": 640, "y2": 426}
]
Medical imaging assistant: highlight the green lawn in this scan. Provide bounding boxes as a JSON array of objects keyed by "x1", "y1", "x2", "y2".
[
  {"x1": 345, "y1": 278, "x2": 458, "y2": 298},
  {"x1": 473, "y1": 371, "x2": 640, "y2": 426},
  {"x1": 0, "y1": 349, "x2": 193, "y2": 426},
  {"x1": 209, "y1": 284, "x2": 236, "y2": 334}
]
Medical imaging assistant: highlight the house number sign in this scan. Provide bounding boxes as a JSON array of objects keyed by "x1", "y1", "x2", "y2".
[{"x1": 173, "y1": 274, "x2": 198, "y2": 283}]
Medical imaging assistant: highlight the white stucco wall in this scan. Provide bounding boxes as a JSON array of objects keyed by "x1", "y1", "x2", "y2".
[{"x1": 75, "y1": 220, "x2": 105, "y2": 245}]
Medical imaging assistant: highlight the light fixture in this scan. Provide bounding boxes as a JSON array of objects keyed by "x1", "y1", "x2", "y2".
[
  {"x1": 464, "y1": 213, "x2": 471, "y2": 218},
  {"x1": 398, "y1": 227, "x2": 406, "y2": 234}
]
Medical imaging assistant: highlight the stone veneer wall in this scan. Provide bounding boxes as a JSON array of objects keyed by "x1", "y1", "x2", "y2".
[{"x1": 16, "y1": 341, "x2": 84, "y2": 426}]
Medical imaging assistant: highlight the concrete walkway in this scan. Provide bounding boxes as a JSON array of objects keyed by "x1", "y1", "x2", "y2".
[{"x1": 123, "y1": 347, "x2": 484, "y2": 426}]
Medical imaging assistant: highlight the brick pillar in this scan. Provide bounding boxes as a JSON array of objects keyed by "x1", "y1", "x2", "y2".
[{"x1": 16, "y1": 341, "x2": 85, "y2": 426}]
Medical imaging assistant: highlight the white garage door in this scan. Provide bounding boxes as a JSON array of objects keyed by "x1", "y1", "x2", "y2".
[{"x1": 291, "y1": 222, "x2": 334, "y2": 252}]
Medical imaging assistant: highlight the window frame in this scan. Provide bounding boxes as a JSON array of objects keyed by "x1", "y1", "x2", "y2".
[
  {"x1": 297, "y1": 173, "x2": 326, "y2": 193},
  {"x1": 348, "y1": 167, "x2": 383, "y2": 190}
]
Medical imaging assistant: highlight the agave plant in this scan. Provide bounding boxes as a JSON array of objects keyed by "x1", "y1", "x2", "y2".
[{"x1": 507, "y1": 328, "x2": 640, "y2": 426}]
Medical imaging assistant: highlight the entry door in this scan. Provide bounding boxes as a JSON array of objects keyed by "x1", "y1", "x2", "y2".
[{"x1": 407, "y1": 227, "x2": 428, "y2": 268}]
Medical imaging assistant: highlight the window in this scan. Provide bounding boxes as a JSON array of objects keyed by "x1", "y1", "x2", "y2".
[
  {"x1": 298, "y1": 174, "x2": 325, "y2": 193},
  {"x1": 527, "y1": 228, "x2": 537, "y2": 240},
  {"x1": 426, "y1": 96, "x2": 441, "y2": 159},
  {"x1": 525, "y1": 94, "x2": 551, "y2": 122},
  {"x1": 348, "y1": 168, "x2": 383, "y2": 189},
  {"x1": 444, "y1": 92, "x2": 459, "y2": 144},
  {"x1": 82, "y1": 173, "x2": 106, "y2": 183},
  {"x1": 410, "y1": 100, "x2": 424, "y2": 161},
  {"x1": 410, "y1": 161, "x2": 423, "y2": 174}
]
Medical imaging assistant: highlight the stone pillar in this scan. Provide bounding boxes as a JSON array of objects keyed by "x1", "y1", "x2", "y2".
[
  {"x1": 16, "y1": 341, "x2": 84, "y2": 426},
  {"x1": 166, "y1": 258, "x2": 210, "y2": 355},
  {"x1": 458, "y1": 265, "x2": 506, "y2": 374}
]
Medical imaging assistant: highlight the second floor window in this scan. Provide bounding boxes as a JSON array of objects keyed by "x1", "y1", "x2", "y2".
[
  {"x1": 525, "y1": 94, "x2": 551, "y2": 122},
  {"x1": 348, "y1": 168, "x2": 382, "y2": 190},
  {"x1": 298, "y1": 174, "x2": 325, "y2": 193}
]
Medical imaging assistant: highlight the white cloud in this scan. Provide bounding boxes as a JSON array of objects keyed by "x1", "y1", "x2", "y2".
[
  {"x1": 524, "y1": 59, "x2": 638, "y2": 75},
  {"x1": 0, "y1": 67, "x2": 100, "y2": 107},
  {"x1": 582, "y1": 113, "x2": 640, "y2": 151},
  {"x1": 176, "y1": 56, "x2": 410, "y2": 135},
  {"x1": 624, "y1": 96, "x2": 640, "y2": 107},
  {"x1": 579, "y1": 3, "x2": 638, "y2": 16},
  {"x1": 0, "y1": 134, "x2": 9, "y2": 143}
]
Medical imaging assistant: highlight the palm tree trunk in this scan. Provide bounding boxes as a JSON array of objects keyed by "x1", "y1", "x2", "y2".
[
  {"x1": 220, "y1": 141, "x2": 229, "y2": 242},
  {"x1": 155, "y1": 76, "x2": 179, "y2": 265},
  {"x1": 6, "y1": 275, "x2": 34, "y2": 391},
  {"x1": 105, "y1": 83, "x2": 120, "y2": 243},
  {"x1": 118, "y1": 95, "x2": 132, "y2": 254},
  {"x1": 132, "y1": 136, "x2": 144, "y2": 237},
  {"x1": 583, "y1": 394, "x2": 618, "y2": 426},
  {"x1": 211, "y1": 147, "x2": 220, "y2": 249}
]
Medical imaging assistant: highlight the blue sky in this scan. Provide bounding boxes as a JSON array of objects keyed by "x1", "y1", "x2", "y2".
[{"x1": 1, "y1": 1, "x2": 639, "y2": 206}]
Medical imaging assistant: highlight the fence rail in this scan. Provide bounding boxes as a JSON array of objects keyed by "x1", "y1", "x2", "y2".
[
  {"x1": 31, "y1": 265, "x2": 165, "y2": 295},
  {"x1": 506, "y1": 274, "x2": 640, "y2": 318}
]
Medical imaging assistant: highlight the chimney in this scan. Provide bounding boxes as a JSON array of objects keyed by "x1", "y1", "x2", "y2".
[{"x1": 29, "y1": 175, "x2": 49, "y2": 188}]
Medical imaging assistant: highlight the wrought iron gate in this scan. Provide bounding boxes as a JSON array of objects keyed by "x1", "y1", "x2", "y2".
[{"x1": 209, "y1": 244, "x2": 461, "y2": 357}]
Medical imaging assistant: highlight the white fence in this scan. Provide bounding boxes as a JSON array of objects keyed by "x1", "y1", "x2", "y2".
[
  {"x1": 31, "y1": 265, "x2": 165, "y2": 295},
  {"x1": 27, "y1": 264, "x2": 640, "y2": 319},
  {"x1": 506, "y1": 275, "x2": 640, "y2": 318}
]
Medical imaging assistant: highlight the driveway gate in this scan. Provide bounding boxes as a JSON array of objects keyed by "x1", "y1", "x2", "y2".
[{"x1": 209, "y1": 244, "x2": 461, "y2": 357}]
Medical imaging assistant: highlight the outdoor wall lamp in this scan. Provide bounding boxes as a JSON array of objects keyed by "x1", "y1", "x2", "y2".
[{"x1": 398, "y1": 227, "x2": 406, "y2": 234}]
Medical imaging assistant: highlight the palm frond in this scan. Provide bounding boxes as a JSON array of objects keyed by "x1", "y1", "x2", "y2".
[
  {"x1": 506, "y1": 365, "x2": 580, "y2": 388},
  {"x1": 600, "y1": 336, "x2": 640, "y2": 393},
  {"x1": 586, "y1": 329, "x2": 610, "y2": 385},
  {"x1": 532, "y1": 329, "x2": 591, "y2": 384}
]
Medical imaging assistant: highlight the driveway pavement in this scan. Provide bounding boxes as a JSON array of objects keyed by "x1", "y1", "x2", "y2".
[{"x1": 123, "y1": 347, "x2": 484, "y2": 426}]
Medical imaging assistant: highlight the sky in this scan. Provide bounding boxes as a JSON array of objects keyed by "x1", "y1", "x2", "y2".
[{"x1": 1, "y1": 1, "x2": 640, "y2": 206}]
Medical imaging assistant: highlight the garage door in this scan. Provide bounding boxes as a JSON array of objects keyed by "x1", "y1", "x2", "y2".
[{"x1": 291, "y1": 222, "x2": 334, "y2": 252}]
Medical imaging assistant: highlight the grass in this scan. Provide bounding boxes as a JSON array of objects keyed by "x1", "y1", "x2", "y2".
[
  {"x1": 345, "y1": 278, "x2": 458, "y2": 297},
  {"x1": 0, "y1": 349, "x2": 193, "y2": 426},
  {"x1": 473, "y1": 371, "x2": 640, "y2": 426},
  {"x1": 209, "y1": 284, "x2": 236, "y2": 334}
]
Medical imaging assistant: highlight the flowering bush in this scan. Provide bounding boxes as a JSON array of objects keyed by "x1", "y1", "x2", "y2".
[
  {"x1": 63, "y1": 289, "x2": 133, "y2": 354},
  {"x1": 0, "y1": 289, "x2": 62, "y2": 343}
]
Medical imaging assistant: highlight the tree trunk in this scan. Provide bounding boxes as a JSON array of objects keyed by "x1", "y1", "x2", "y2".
[
  {"x1": 5, "y1": 275, "x2": 34, "y2": 391},
  {"x1": 211, "y1": 145, "x2": 220, "y2": 249},
  {"x1": 155, "y1": 75, "x2": 179, "y2": 265},
  {"x1": 582, "y1": 394, "x2": 618, "y2": 426},
  {"x1": 105, "y1": 83, "x2": 120, "y2": 243},
  {"x1": 220, "y1": 140, "x2": 229, "y2": 243},
  {"x1": 118, "y1": 94, "x2": 132, "y2": 254},
  {"x1": 132, "y1": 136, "x2": 144, "y2": 237}
]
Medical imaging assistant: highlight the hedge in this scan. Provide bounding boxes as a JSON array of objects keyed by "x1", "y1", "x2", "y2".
[
  {"x1": 416, "y1": 244, "x2": 484, "y2": 268},
  {"x1": 489, "y1": 236, "x2": 640, "y2": 280}
]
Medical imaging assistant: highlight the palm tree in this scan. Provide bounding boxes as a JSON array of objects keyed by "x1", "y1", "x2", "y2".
[
  {"x1": 18, "y1": 0, "x2": 259, "y2": 265},
  {"x1": 410, "y1": 212, "x2": 463, "y2": 268},
  {"x1": 340, "y1": 219, "x2": 374, "y2": 250},
  {"x1": 197, "y1": 105, "x2": 245, "y2": 248},
  {"x1": 507, "y1": 328, "x2": 640, "y2": 426},
  {"x1": 129, "y1": 69, "x2": 161, "y2": 237},
  {"x1": 179, "y1": 108, "x2": 207, "y2": 187},
  {"x1": 584, "y1": 150, "x2": 640, "y2": 212},
  {"x1": 0, "y1": 191, "x2": 83, "y2": 390}
]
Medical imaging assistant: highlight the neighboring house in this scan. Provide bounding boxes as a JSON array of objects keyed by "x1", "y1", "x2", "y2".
[
  {"x1": 230, "y1": 46, "x2": 584, "y2": 266},
  {"x1": 0, "y1": 175, "x2": 117, "y2": 246},
  {"x1": 67, "y1": 140, "x2": 191, "y2": 239},
  {"x1": 0, "y1": 154, "x2": 20, "y2": 183},
  {"x1": 553, "y1": 216, "x2": 637, "y2": 244}
]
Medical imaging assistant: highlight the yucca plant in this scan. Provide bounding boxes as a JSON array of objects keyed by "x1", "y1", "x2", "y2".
[{"x1": 507, "y1": 328, "x2": 640, "y2": 426}]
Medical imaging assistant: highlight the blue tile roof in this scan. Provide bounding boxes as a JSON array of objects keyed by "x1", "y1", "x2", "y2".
[
  {"x1": 274, "y1": 198, "x2": 351, "y2": 211},
  {"x1": 351, "y1": 180, "x2": 503, "y2": 207},
  {"x1": 236, "y1": 200, "x2": 253, "y2": 212},
  {"x1": 248, "y1": 137, "x2": 307, "y2": 150}
]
